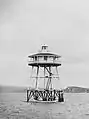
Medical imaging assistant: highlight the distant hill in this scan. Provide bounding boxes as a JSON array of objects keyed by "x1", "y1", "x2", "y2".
[
  {"x1": 0, "y1": 85, "x2": 26, "y2": 93},
  {"x1": 0, "y1": 85, "x2": 89, "y2": 93},
  {"x1": 64, "y1": 86, "x2": 89, "y2": 93}
]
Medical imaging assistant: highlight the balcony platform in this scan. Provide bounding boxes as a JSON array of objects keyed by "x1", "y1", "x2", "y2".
[
  {"x1": 28, "y1": 62, "x2": 61, "y2": 67},
  {"x1": 28, "y1": 60, "x2": 61, "y2": 67}
]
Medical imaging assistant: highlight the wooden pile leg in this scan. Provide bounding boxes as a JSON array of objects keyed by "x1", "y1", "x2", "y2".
[
  {"x1": 58, "y1": 90, "x2": 64, "y2": 102},
  {"x1": 27, "y1": 89, "x2": 30, "y2": 102}
]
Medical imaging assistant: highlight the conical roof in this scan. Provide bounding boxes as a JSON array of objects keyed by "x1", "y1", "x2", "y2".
[{"x1": 28, "y1": 45, "x2": 61, "y2": 58}]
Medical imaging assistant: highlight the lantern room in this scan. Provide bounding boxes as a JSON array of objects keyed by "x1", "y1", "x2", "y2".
[{"x1": 28, "y1": 44, "x2": 61, "y2": 67}]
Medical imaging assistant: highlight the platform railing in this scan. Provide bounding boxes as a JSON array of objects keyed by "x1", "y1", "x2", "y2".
[{"x1": 28, "y1": 59, "x2": 61, "y2": 64}]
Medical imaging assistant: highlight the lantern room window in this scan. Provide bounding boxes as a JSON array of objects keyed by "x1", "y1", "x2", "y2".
[
  {"x1": 35, "y1": 56, "x2": 37, "y2": 61},
  {"x1": 44, "y1": 56, "x2": 47, "y2": 61}
]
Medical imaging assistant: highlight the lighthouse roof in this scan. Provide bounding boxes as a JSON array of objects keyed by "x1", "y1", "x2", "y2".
[
  {"x1": 28, "y1": 52, "x2": 61, "y2": 58},
  {"x1": 28, "y1": 44, "x2": 61, "y2": 58}
]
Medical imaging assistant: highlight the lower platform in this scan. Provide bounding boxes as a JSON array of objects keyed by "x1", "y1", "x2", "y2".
[{"x1": 26, "y1": 89, "x2": 64, "y2": 102}]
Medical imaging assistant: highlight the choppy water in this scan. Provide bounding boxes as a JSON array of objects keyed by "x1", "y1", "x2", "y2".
[{"x1": 0, "y1": 93, "x2": 89, "y2": 119}]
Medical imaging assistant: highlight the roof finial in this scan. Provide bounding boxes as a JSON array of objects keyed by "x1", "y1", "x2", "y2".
[{"x1": 41, "y1": 44, "x2": 48, "y2": 52}]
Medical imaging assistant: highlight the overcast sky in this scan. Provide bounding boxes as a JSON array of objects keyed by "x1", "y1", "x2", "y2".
[{"x1": 0, "y1": 0, "x2": 89, "y2": 88}]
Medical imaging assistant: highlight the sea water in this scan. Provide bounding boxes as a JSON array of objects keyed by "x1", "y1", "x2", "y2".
[{"x1": 0, "y1": 93, "x2": 89, "y2": 119}]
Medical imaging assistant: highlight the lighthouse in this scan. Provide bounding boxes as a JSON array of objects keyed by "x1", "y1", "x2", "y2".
[{"x1": 27, "y1": 44, "x2": 64, "y2": 102}]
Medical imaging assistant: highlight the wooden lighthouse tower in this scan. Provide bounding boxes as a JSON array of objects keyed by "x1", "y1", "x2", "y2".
[{"x1": 27, "y1": 44, "x2": 64, "y2": 102}]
